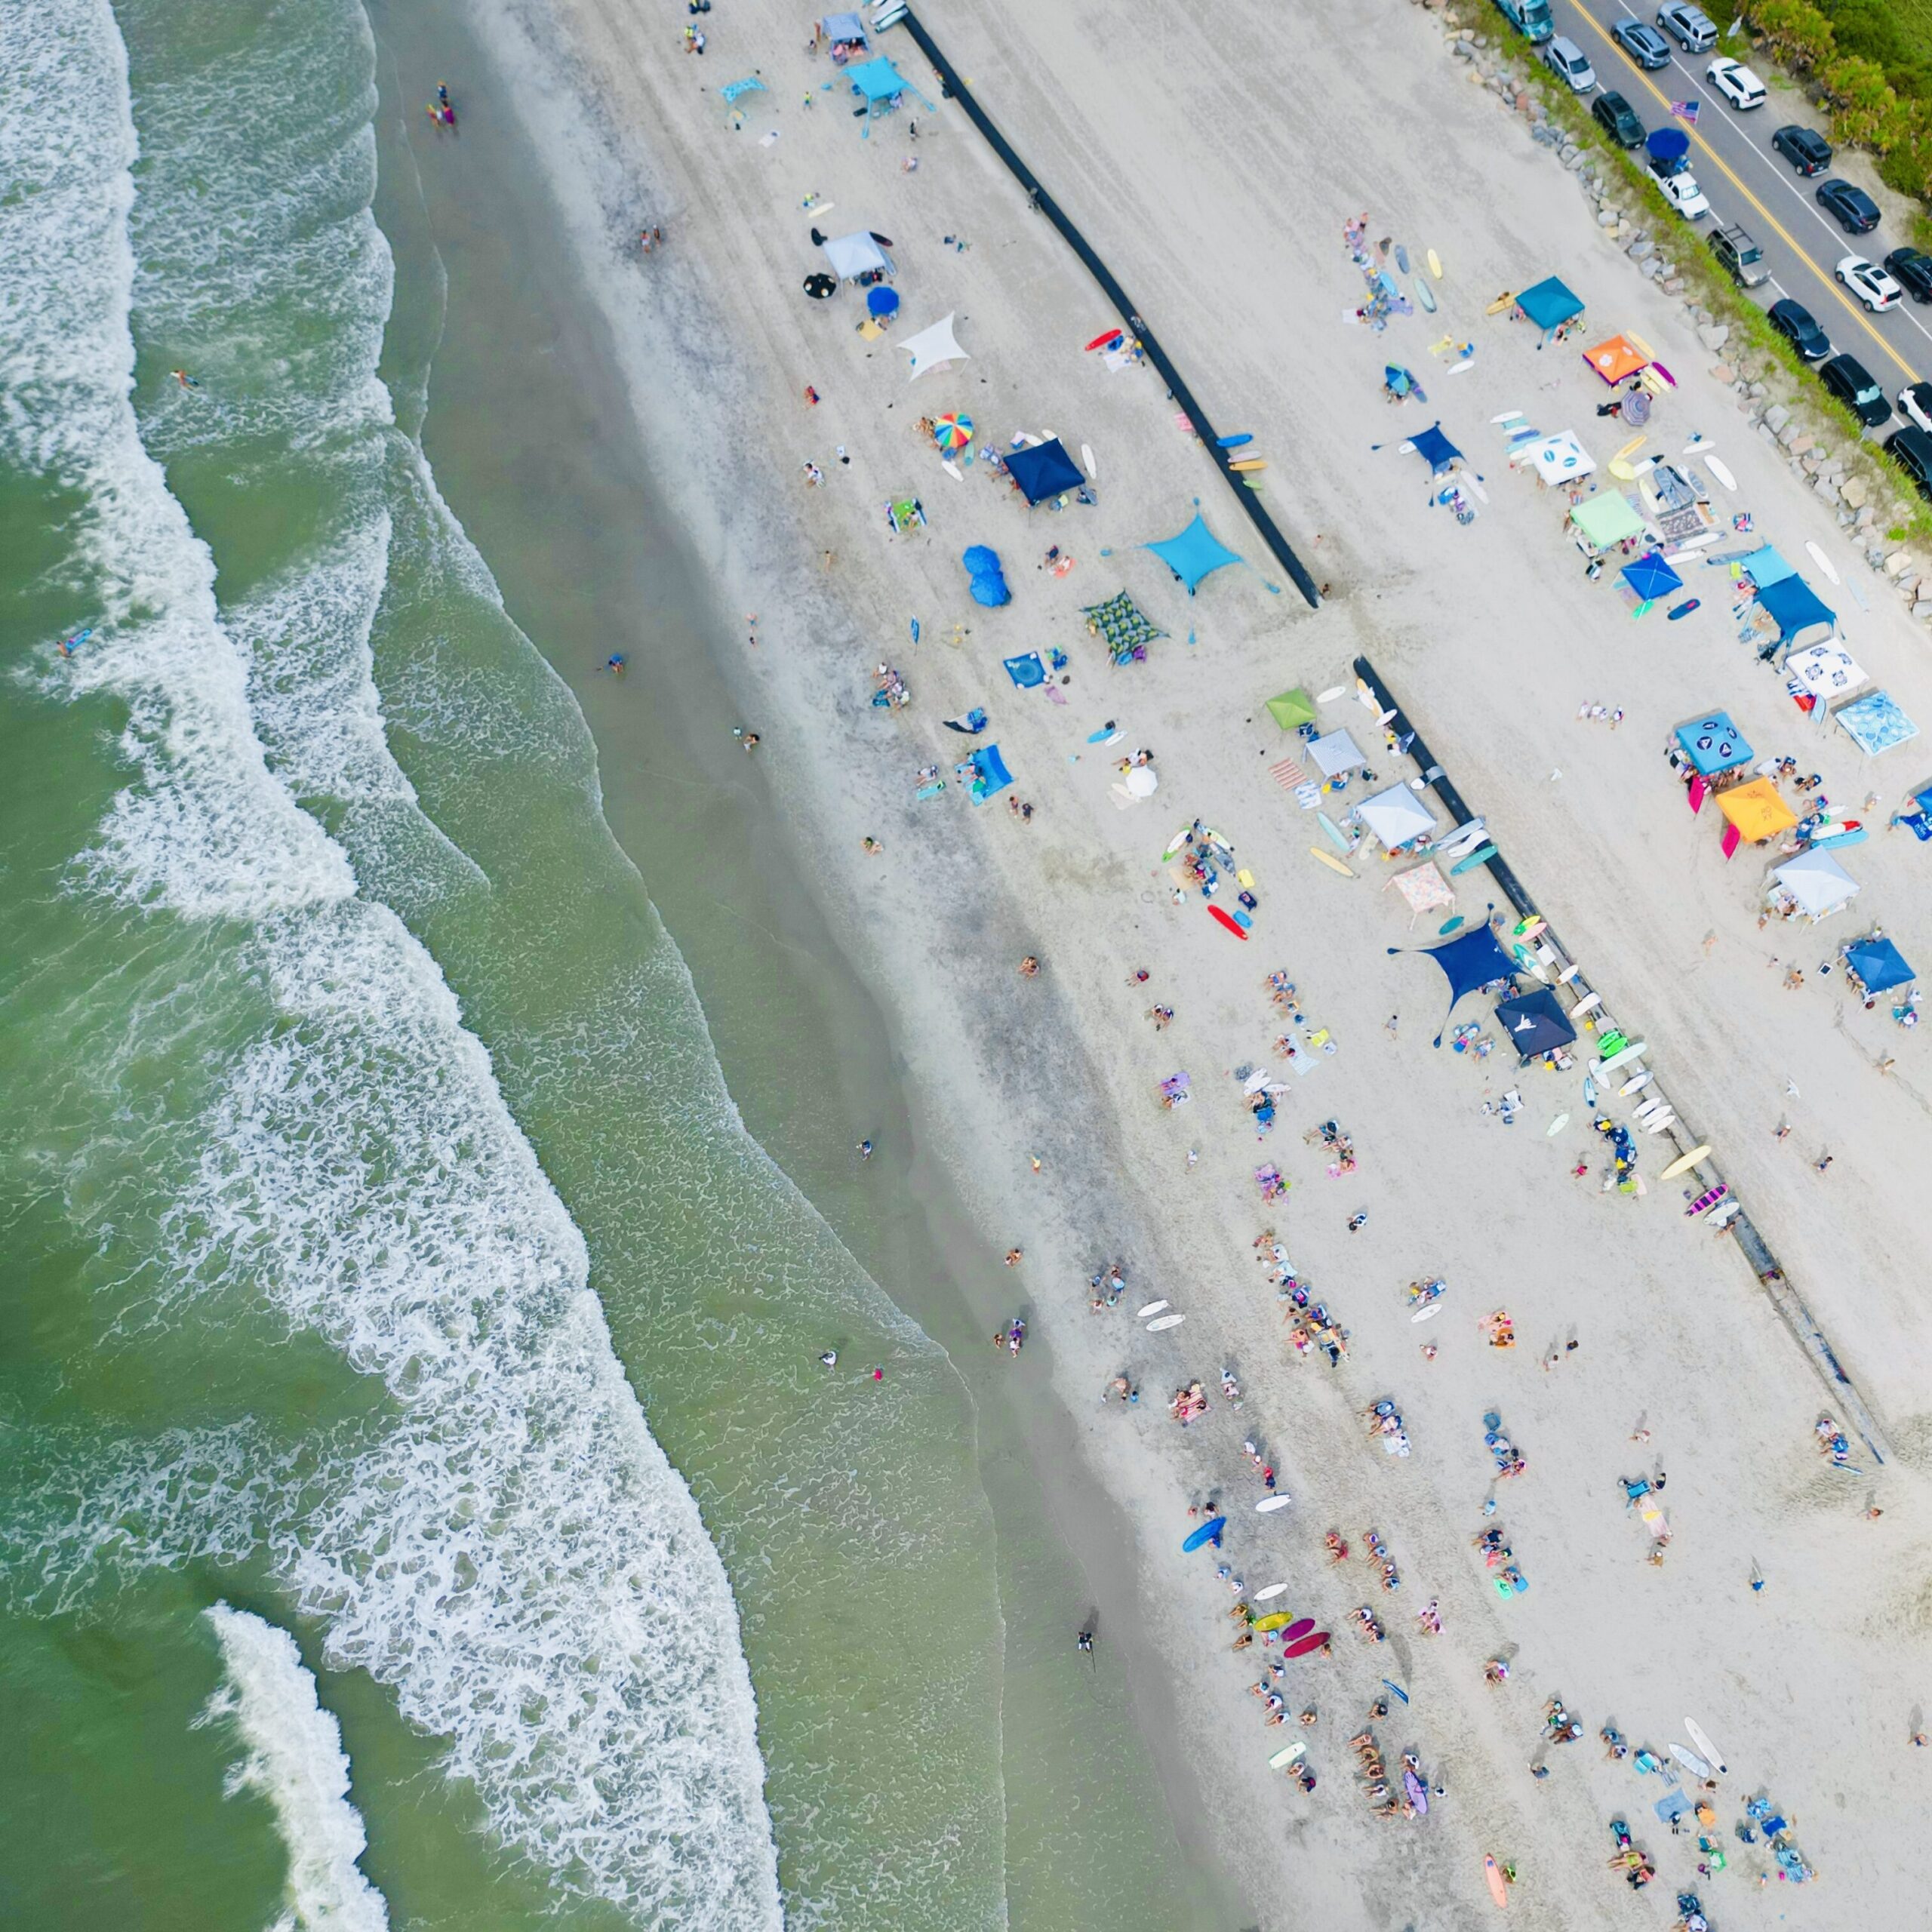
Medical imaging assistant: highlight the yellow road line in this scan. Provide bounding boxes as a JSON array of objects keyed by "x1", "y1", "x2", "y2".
[{"x1": 1571, "y1": 8, "x2": 1919, "y2": 380}]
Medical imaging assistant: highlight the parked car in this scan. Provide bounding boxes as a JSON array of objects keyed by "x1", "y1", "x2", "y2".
[
  {"x1": 1594, "y1": 91, "x2": 1646, "y2": 147},
  {"x1": 1899, "y1": 381, "x2": 1932, "y2": 434},
  {"x1": 1647, "y1": 156, "x2": 1709, "y2": 217},
  {"x1": 1767, "y1": 297, "x2": 1831, "y2": 362},
  {"x1": 1883, "y1": 247, "x2": 1932, "y2": 303},
  {"x1": 1815, "y1": 177, "x2": 1881, "y2": 234},
  {"x1": 1708, "y1": 224, "x2": 1770, "y2": 288},
  {"x1": 1543, "y1": 35, "x2": 1596, "y2": 91},
  {"x1": 1656, "y1": 2, "x2": 1717, "y2": 52},
  {"x1": 1836, "y1": 255, "x2": 1903, "y2": 312},
  {"x1": 1820, "y1": 353, "x2": 1892, "y2": 429},
  {"x1": 1772, "y1": 124, "x2": 1832, "y2": 174},
  {"x1": 1706, "y1": 57, "x2": 1767, "y2": 109},
  {"x1": 1612, "y1": 17, "x2": 1671, "y2": 66},
  {"x1": 1886, "y1": 425, "x2": 1932, "y2": 497}
]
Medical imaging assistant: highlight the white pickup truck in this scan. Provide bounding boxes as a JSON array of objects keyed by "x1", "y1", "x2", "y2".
[{"x1": 1647, "y1": 155, "x2": 1710, "y2": 220}]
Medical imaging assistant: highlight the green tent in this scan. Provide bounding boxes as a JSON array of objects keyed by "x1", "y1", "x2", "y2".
[
  {"x1": 1266, "y1": 687, "x2": 1317, "y2": 731},
  {"x1": 1570, "y1": 491, "x2": 1645, "y2": 551}
]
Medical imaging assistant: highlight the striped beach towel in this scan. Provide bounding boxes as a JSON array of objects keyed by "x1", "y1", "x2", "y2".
[{"x1": 1269, "y1": 756, "x2": 1306, "y2": 791}]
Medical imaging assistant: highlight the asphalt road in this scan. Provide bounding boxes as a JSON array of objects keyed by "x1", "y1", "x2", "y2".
[{"x1": 1537, "y1": 1, "x2": 1932, "y2": 389}]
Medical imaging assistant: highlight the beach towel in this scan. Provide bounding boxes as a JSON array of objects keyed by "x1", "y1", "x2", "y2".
[{"x1": 1002, "y1": 652, "x2": 1046, "y2": 688}]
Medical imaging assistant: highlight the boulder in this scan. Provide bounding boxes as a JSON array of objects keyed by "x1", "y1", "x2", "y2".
[
  {"x1": 1763, "y1": 402, "x2": 1791, "y2": 435},
  {"x1": 1788, "y1": 432, "x2": 1814, "y2": 457},
  {"x1": 1697, "y1": 322, "x2": 1731, "y2": 353},
  {"x1": 1598, "y1": 208, "x2": 1620, "y2": 228},
  {"x1": 1887, "y1": 550, "x2": 1915, "y2": 578},
  {"x1": 1629, "y1": 235, "x2": 1655, "y2": 260},
  {"x1": 1712, "y1": 361, "x2": 1734, "y2": 383}
]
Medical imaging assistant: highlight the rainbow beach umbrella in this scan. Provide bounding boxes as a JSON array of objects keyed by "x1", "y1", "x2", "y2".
[{"x1": 933, "y1": 411, "x2": 974, "y2": 452}]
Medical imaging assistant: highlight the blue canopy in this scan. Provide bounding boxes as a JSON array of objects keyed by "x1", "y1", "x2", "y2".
[
  {"x1": 1004, "y1": 438, "x2": 1085, "y2": 506},
  {"x1": 1409, "y1": 423, "x2": 1463, "y2": 477},
  {"x1": 1517, "y1": 275, "x2": 1585, "y2": 333},
  {"x1": 820, "y1": 11, "x2": 867, "y2": 41},
  {"x1": 1673, "y1": 711, "x2": 1754, "y2": 777},
  {"x1": 1740, "y1": 543, "x2": 1796, "y2": 588},
  {"x1": 1646, "y1": 127, "x2": 1690, "y2": 163},
  {"x1": 719, "y1": 75, "x2": 768, "y2": 105},
  {"x1": 1835, "y1": 688, "x2": 1918, "y2": 755},
  {"x1": 1758, "y1": 574, "x2": 1835, "y2": 646},
  {"x1": 961, "y1": 544, "x2": 1011, "y2": 608},
  {"x1": 1390, "y1": 922, "x2": 1518, "y2": 1045},
  {"x1": 1144, "y1": 512, "x2": 1244, "y2": 594},
  {"x1": 968, "y1": 744, "x2": 1013, "y2": 803},
  {"x1": 1495, "y1": 987, "x2": 1578, "y2": 1058},
  {"x1": 849, "y1": 56, "x2": 912, "y2": 101},
  {"x1": 1621, "y1": 551, "x2": 1683, "y2": 602},
  {"x1": 1845, "y1": 934, "x2": 1915, "y2": 993}
]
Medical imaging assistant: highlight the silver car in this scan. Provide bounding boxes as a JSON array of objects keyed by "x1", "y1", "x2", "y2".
[
  {"x1": 1656, "y1": 2, "x2": 1717, "y2": 52},
  {"x1": 1543, "y1": 35, "x2": 1597, "y2": 91}
]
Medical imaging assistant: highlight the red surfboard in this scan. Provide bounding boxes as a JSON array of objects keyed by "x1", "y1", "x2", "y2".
[
  {"x1": 1208, "y1": 905, "x2": 1247, "y2": 940},
  {"x1": 1084, "y1": 327, "x2": 1125, "y2": 351},
  {"x1": 1282, "y1": 1630, "x2": 1331, "y2": 1659}
]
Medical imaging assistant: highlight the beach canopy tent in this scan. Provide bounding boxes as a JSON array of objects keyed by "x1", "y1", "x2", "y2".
[
  {"x1": 961, "y1": 544, "x2": 1011, "y2": 607},
  {"x1": 1308, "y1": 728, "x2": 1367, "y2": 778},
  {"x1": 967, "y1": 743, "x2": 1013, "y2": 804},
  {"x1": 1836, "y1": 688, "x2": 1918, "y2": 756},
  {"x1": 1392, "y1": 922, "x2": 1519, "y2": 1044},
  {"x1": 1620, "y1": 550, "x2": 1683, "y2": 604},
  {"x1": 1266, "y1": 687, "x2": 1318, "y2": 731},
  {"x1": 848, "y1": 57, "x2": 934, "y2": 134},
  {"x1": 1407, "y1": 423, "x2": 1463, "y2": 478},
  {"x1": 1005, "y1": 438, "x2": 1085, "y2": 506},
  {"x1": 1844, "y1": 934, "x2": 1915, "y2": 994},
  {"x1": 1516, "y1": 275, "x2": 1585, "y2": 336},
  {"x1": 900, "y1": 312, "x2": 968, "y2": 380},
  {"x1": 1571, "y1": 491, "x2": 1645, "y2": 549},
  {"x1": 1757, "y1": 574, "x2": 1835, "y2": 650},
  {"x1": 1524, "y1": 430, "x2": 1594, "y2": 485},
  {"x1": 1674, "y1": 711, "x2": 1753, "y2": 776},
  {"x1": 1388, "y1": 862, "x2": 1455, "y2": 924},
  {"x1": 1584, "y1": 334, "x2": 1649, "y2": 385},
  {"x1": 1718, "y1": 777, "x2": 1797, "y2": 843},
  {"x1": 823, "y1": 230, "x2": 891, "y2": 281},
  {"x1": 1739, "y1": 542, "x2": 1796, "y2": 588},
  {"x1": 1357, "y1": 783, "x2": 1437, "y2": 851},
  {"x1": 1786, "y1": 641, "x2": 1867, "y2": 706},
  {"x1": 819, "y1": 11, "x2": 868, "y2": 50},
  {"x1": 1770, "y1": 848, "x2": 1859, "y2": 918},
  {"x1": 1495, "y1": 986, "x2": 1578, "y2": 1058},
  {"x1": 1082, "y1": 589, "x2": 1164, "y2": 666},
  {"x1": 1145, "y1": 511, "x2": 1244, "y2": 593}
]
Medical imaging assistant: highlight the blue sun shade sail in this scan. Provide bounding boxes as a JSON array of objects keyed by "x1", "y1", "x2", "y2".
[
  {"x1": 1144, "y1": 512, "x2": 1244, "y2": 593},
  {"x1": 1409, "y1": 423, "x2": 1463, "y2": 476},
  {"x1": 1757, "y1": 574, "x2": 1835, "y2": 646},
  {"x1": 720, "y1": 75, "x2": 768, "y2": 105},
  {"x1": 1494, "y1": 987, "x2": 1578, "y2": 1057},
  {"x1": 1392, "y1": 924, "x2": 1518, "y2": 1045},
  {"x1": 968, "y1": 744, "x2": 1013, "y2": 803},
  {"x1": 1845, "y1": 935, "x2": 1915, "y2": 993},
  {"x1": 1621, "y1": 551, "x2": 1683, "y2": 601},
  {"x1": 1739, "y1": 543, "x2": 1795, "y2": 587},
  {"x1": 1835, "y1": 688, "x2": 1918, "y2": 755},
  {"x1": 1673, "y1": 711, "x2": 1753, "y2": 776},
  {"x1": 1004, "y1": 438, "x2": 1086, "y2": 505},
  {"x1": 1516, "y1": 276, "x2": 1585, "y2": 332}
]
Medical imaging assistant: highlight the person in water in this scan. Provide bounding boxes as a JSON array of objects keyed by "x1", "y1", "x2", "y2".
[{"x1": 1076, "y1": 1629, "x2": 1094, "y2": 1653}]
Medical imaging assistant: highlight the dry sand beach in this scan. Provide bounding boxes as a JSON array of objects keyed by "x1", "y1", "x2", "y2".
[{"x1": 454, "y1": 0, "x2": 1932, "y2": 1921}]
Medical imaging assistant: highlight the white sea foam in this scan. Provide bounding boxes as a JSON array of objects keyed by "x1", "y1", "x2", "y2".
[
  {"x1": 201, "y1": 1604, "x2": 392, "y2": 1932},
  {"x1": 0, "y1": 1, "x2": 782, "y2": 1921}
]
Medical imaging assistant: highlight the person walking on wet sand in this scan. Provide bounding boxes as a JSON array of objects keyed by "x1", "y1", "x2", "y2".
[{"x1": 1018, "y1": 955, "x2": 1040, "y2": 977}]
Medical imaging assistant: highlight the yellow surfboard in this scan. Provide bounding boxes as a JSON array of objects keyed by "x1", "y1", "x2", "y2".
[
  {"x1": 1229, "y1": 457, "x2": 1267, "y2": 472},
  {"x1": 1310, "y1": 847, "x2": 1355, "y2": 878},
  {"x1": 1428, "y1": 248, "x2": 1444, "y2": 280},
  {"x1": 1485, "y1": 291, "x2": 1517, "y2": 315},
  {"x1": 1657, "y1": 1144, "x2": 1713, "y2": 1182}
]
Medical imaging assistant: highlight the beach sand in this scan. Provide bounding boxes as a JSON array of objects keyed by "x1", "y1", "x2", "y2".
[{"x1": 447, "y1": 0, "x2": 1932, "y2": 1920}]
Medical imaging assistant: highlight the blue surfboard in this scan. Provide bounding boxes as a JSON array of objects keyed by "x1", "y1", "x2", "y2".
[{"x1": 1182, "y1": 1515, "x2": 1227, "y2": 1553}]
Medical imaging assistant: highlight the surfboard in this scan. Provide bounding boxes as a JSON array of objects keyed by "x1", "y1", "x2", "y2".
[
  {"x1": 1136, "y1": 1300, "x2": 1170, "y2": 1319},
  {"x1": 1451, "y1": 844, "x2": 1498, "y2": 875},
  {"x1": 1146, "y1": 1313, "x2": 1186, "y2": 1332},
  {"x1": 1486, "y1": 292, "x2": 1517, "y2": 315},
  {"x1": 1209, "y1": 904, "x2": 1249, "y2": 939},
  {"x1": 1805, "y1": 540, "x2": 1841, "y2": 586},
  {"x1": 1181, "y1": 1515, "x2": 1226, "y2": 1552},
  {"x1": 1667, "y1": 597, "x2": 1700, "y2": 620},
  {"x1": 915, "y1": 781, "x2": 946, "y2": 800},
  {"x1": 1485, "y1": 1855, "x2": 1509, "y2": 1907},
  {"x1": 1282, "y1": 1629, "x2": 1330, "y2": 1659},
  {"x1": 1081, "y1": 442, "x2": 1098, "y2": 479},
  {"x1": 1280, "y1": 1617, "x2": 1315, "y2": 1643},
  {"x1": 1428, "y1": 248, "x2": 1443, "y2": 279},
  {"x1": 1670, "y1": 1743, "x2": 1713, "y2": 1782},
  {"x1": 1252, "y1": 1582, "x2": 1291, "y2": 1601},
  {"x1": 1084, "y1": 327, "x2": 1124, "y2": 351},
  {"x1": 1416, "y1": 279, "x2": 1438, "y2": 313},
  {"x1": 1316, "y1": 685, "x2": 1347, "y2": 703},
  {"x1": 1396, "y1": 245, "x2": 1411, "y2": 273},
  {"x1": 1256, "y1": 1494, "x2": 1293, "y2": 1512},
  {"x1": 1317, "y1": 812, "x2": 1351, "y2": 853},
  {"x1": 1161, "y1": 826, "x2": 1193, "y2": 860},
  {"x1": 1654, "y1": 1143, "x2": 1715, "y2": 1174},
  {"x1": 1582, "y1": 1074, "x2": 1598, "y2": 1105},
  {"x1": 1269, "y1": 1739, "x2": 1308, "y2": 1770},
  {"x1": 1612, "y1": 433, "x2": 1647, "y2": 464},
  {"x1": 1593, "y1": 1041, "x2": 1647, "y2": 1076},
  {"x1": 1229, "y1": 457, "x2": 1268, "y2": 472},
  {"x1": 1412, "y1": 1300, "x2": 1444, "y2": 1324},
  {"x1": 1684, "y1": 1719, "x2": 1727, "y2": 1774},
  {"x1": 1546, "y1": 1112, "x2": 1570, "y2": 1137},
  {"x1": 1705, "y1": 453, "x2": 1737, "y2": 491},
  {"x1": 1309, "y1": 848, "x2": 1355, "y2": 878},
  {"x1": 1491, "y1": 410, "x2": 1524, "y2": 424},
  {"x1": 1619, "y1": 1069, "x2": 1652, "y2": 1096},
  {"x1": 1217, "y1": 432, "x2": 1254, "y2": 448},
  {"x1": 1438, "y1": 818, "x2": 1488, "y2": 856},
  {"x1": 1252, "y1": 1611, "x2": 1296, "y2": 1631},
  {"x1": 1457, "y1": 468, "x2": 1488, "y2": 503}
]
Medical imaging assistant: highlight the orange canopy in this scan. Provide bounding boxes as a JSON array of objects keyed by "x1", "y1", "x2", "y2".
[
  {"x1": 1718, "y1": 777, "x2": 1798, "y2": 844},
  {"x1": 1583, "y1": 334, "x2": 1648, "y2": 385}
]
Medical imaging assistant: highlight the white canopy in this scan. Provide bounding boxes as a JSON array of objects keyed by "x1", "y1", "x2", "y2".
[
  {"x1": 1786, "y1": 641, "x2": 1867, "y2": 704},
  {"x1": 1308, "y1": 728, "x2": 1366, "y2": 778},
  {"x1": 1524, "y1": 431, "x2": 1595, "y2": 485},
  {"x1": 1357, "y1": 783, "x2": 1437, "y2": 851},
  {"x1": 900, "y1": 312, "x2": 968, "y2": 381},
  {"x1": 823, "y1": 230, "x2": 889, "y2": 281},
  {"x1": 1770, "y1": 848, "x2": 1860, "y2": 918}
]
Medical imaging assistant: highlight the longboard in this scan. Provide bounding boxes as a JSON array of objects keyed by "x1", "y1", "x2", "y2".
[
  {"x1": 1705, "y1": 453, "x2": 1737, "y2": 491},
  {"x1": 1256, "y1": 1494, "x2": 1293, "y2": 1512},
  {"x1": 1670, "y1": 1743, "x2": 1713, "y2": 1782},
  {"x1": 1412, "y1": 1301, "x2": 1444, "y2": 1323},
  {"x1": 1209, "y1": 905, "x2": 1248, "y2": 939},
  {"x1": 1269, "y1": 1739, "x2": 1308, "y2": 1770},
  {"x1": 1805, "y1": 540, "x2": 1841, "y2": 585},
  {"x1": 1281, "y1": 1617, "x2": 1315, "y2": 1643},
  {"x1": 1252, "y1": 1611, "x2": 1296, "y2": 1632},
  {"x1": 1318, "y1": 812, "x2": 1351, "y2": 853},
  {"x1": 1428, "y1": 248, "x2": 1443, "y2": 279},
  {"x1": 1310, "y1": 847, "x2": 1355, "y2": 878},
  {"x1": 1486, "y1": 292, "x2": 1517, "y2": 315},
  {"x1": 1416, "y1": 278, "x2": 1438, "y2": 313},
  {"x1": 1082, "y1": 442, "x2": 1098, "y2": 480},
  {"x1": 1136, "y1": 1300, "x2": 1169, "y2": 1319},
  {"x1": 1146, "y1": 1313, "x2": 1186, "y2": 1332},
  {"x1": 1217, "y1": 432, "x2": 1254, "y2": 448},
  {"x1": 1451, "y1": 844, "x2": 1498, "y2": 874},
  {"x1": 1684, "y1": 1718, "x2": 1727, "y2": 1774},
  {"x1": 1593, "y1": 1041, "x2": 1648, "y2": 1076},
  {"x1": 1546, "y1": 1112, "x2": 1570, "y2": 1137},
  {"x1": 1252, "y1": 1582, "x2": 1290, "y2": 1601},
  {"x1": 1282, "y1": 1629, "x2": 1330, "y2": 1658},
  {"x1": 1181, "y1": 1515, "x2": 1226, "y2": 1552},
  {"x1": 1229, "y1": 457, "x2": 1268, "y2": 472},
  {"x1": 1485, "y1": 1855, "x2": 1509, "y2": 1908}
]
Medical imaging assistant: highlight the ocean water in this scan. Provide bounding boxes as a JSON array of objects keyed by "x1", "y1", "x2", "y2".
[{"x1": 0, "y1": 0, "x2": 1210, "y2": 1926}]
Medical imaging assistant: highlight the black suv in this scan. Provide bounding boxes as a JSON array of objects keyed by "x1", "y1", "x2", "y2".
[
  {"x1": 1887, "y1": 425, "x2": 1932, "y2": 498},
  {"x1": 1593, "y1": 91, "x2": 1646, "y2": 148},
  {"x1": 1772, "y1": 124, "x2": 1832, "y2": 174},
  {"x1": 1768, "y1": 297, "x2": 1830, "y2": 362},
  {"x1": 1816, "y1": 178, "x2": 1881, "y2": 234},
  {"x1": 1820, "y1": 353, "x2": 1892, "y2": 429},
  {"x1": 1884, "y1": 247, "x2": 1932, "y2": 303}
]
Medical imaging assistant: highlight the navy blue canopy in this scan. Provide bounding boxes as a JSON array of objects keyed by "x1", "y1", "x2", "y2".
[
  {"x1": 1410, "y1": 423, "x2": 1463, "y2": 477},
  {"x1": 1844, "y1": 934, "x2": 1915, "y2": 994},
  {"x1": 1758, "y1": 574, "x2": 1835, "y2": 648},
  {"x1": 1391, "y1": 921, "x2": 1518, "y2": 1045},
  {"x1": 1495, "y1": 987, "x2": 1577, "y2": 1060},
  {"x1": 1004, "y1": 438, "x2": 1085, "y2": 505}
]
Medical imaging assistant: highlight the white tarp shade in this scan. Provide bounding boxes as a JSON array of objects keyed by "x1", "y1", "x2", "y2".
[
  {"x1": 1524, "y1": 431, "x2": 1595, "y2": 485},
  {"x1": 1786, "y1": 641, "x2": 1867, "y2": 704},
  {"x1": 823, "y1": 231, "x2": 889, "y2": 280},
  {"x1": 1357, "y1": 783, "x2": 1437, "y2": 850},
  {"x1": 900, "y1": 312, "x2": 968, "y2": 381},
  {"x1": 1308, "y1": 729, "x2": 1366, "y2": 778},
  {"x1": 1770, "y1": 848, "x2": 1859, "y2": 918}
]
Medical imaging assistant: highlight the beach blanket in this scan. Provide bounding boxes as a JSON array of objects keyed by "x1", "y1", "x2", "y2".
[{"x1": 1002, "y1": 652, "x2": 1046, "y2": 688}]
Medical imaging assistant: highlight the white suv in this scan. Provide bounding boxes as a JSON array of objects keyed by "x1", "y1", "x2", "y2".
[{"x1": 1543, "y1": 36, "x2": 1597, "y2": 91}]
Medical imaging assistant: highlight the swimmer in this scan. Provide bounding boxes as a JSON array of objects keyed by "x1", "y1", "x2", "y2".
[
  {"x1": 857, "y1": 1139, "x2": 874, "y2": 1159},
  {"x1": 1076, "y1": 1629, "x2": 1094, "y2": 1654},
  {"x1": 817, "y1": 1350, "x2": 838, "y2": 1368}
]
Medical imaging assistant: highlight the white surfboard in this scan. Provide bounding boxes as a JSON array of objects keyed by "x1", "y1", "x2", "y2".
[
  {"x1": 1253, "y1": 1582, "x2": 1291, "y2": 1601},
  {"x1": 1705, "y1": 453, "x2": 1737, "y2": 491},
  {"x1": 1592, "y1": 1041, "x2": 1647, "y2": 1076},
  {"x1": 1411, "y1": 1301, "x2": 1444, "y2": 1324},
  {"x1": 1491, "y1": 410, "x2": 1524, "y2": 424},
  {"x1": 1081, "y1": 442, "x2": 1098, "y2": 480},
  {"x1": 1546, "y1": 1112, "x2": 1570, "y2": 1137},
  {"x1": 1256, "y1": 1494, "x2": 1293, "y2": 1512},
  {"x1": 1670, "y1": 1743, "x2": 1713, "y2": 1781},
  {"x1": 1315, "y1": 685, "x2": 1347, "y2": 704},
  {"x1": 1146, "y1": 1313, "x2": 1186, "y2": 1333},
  {"x1": 1269, "y1": 1740, "x2": 1307, "y2": 1770},
  {"x1": 1684, "y1": 1719, "x2": 1727, "y2": 1774},
  {"x1": 1620, "y1": 1070, "x2": 1653, "y2": 1096},
  {"x1": 1805, "y1": 540, "x2": 1841, "y2": 586},
  {"x1": 1136, "y1": 1300, "x2": 1169, "y2": 1319}
]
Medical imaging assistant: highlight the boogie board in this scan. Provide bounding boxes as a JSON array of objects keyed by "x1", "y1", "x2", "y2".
[
  {"x1": 1181, "y1": 1515, "x2": 1226, "y2": 1552},
  {"x1": 1485, "y1": 1856, "x2": 1509, "y2": 1907},
  {"x1": 1282, "y1": 1629, "x2": 1330, "y2": 1659},
  {"x1": 1209, "y1": 904, "x2": 1249, "y2": 939},
  {"x1": 1269, "y1": 1739, "x2": 1308, "y2": 1770},
  {"x1": 1136, "y1": 1300, "x2": 1170, "y2": 1319},
  {"x1": 1309, "y1": 847, "x2": 1356, "y2": 878},
  {"x1": 1252, "y1": 1582, "x2": 1291, "y2": 1602},
  {"x1": 1146, "y1": 1313, "x2": 1186, "y2": 1332},
  {"x1": 1667, "y1": 597, "x2": 1700, "y2": 620},
  {"x1": 1396, "y1": 245, "x2": 1411, "y2": 273},
  {"x1": 1451, "y1": 844, "x2": 1498, "y2": 875},
  {"x1": 1486, "y1": 292, "x2": 1517, "y2": 315},
  {"x1": 1684, "y1": 1718, "x2": 1727, "y2": 1774},
  {"x1": 1256, "y1": 1494, "x2": 1293, "y2": 1512}
]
